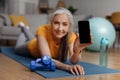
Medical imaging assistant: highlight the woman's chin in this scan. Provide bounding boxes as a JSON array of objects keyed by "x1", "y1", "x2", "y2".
[{"x1": 56, "y1": 35, "x2": 64, "y2": 39}]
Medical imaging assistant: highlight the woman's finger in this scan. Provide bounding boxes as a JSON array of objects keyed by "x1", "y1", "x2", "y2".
[
  {"x1": 73, "y1": 66, "x2": 79, "y2": 75},
  {"x1": 70, "y1": 68, "x2": 75, "y2": 75},
  {"x1": 77, "y1": 65, "x2": 85, "y2": 75}
]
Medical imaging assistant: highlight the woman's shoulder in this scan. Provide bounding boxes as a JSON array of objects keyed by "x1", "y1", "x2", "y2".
[
  {"x1": 70, "y1": 32, "x2": 76, "y2": 37},
  {"x1": 37, "y1": 24, "x2": 51, "y2": 30},
  {"x1": 36, "y1": 24, "x2": 51, "y2": 36},
  {"x1": 68, "y1": 32, "x2": 76, "y2": 44}
]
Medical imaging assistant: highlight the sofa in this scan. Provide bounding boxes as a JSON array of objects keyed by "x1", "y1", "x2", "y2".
[{"x1": 0, "y1": 13, "x2": 92, "y2": 46}]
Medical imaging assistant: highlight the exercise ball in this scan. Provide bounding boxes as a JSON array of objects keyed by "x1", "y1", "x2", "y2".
[{"x1": 87, "y1": 17, "x2": 116, "y2": 51}]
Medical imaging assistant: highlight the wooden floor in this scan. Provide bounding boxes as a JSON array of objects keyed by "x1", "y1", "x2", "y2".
[
  {"x1": 82, "y1": 47, "x2": 120, "y2": 70},
  {"x1": 0, "y1": 47, "x2": 120, "y2": 80}
]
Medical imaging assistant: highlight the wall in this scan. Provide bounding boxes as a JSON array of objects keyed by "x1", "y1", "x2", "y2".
[
  {"x1": 48, "y1": 0, "x2": 59, "y2": 10},
  {"x1": 6, "y1": 0, "x2": 39, "y2": 14},
  {"x1": 65, "y1": 0, "x2": 120, "y2": 17},
  {"x1": 6, "y1": 0, "x2": 58, "y2": 14},
  {"x1": 5, "y1": 0, "x2": 120, "y2": 16}
]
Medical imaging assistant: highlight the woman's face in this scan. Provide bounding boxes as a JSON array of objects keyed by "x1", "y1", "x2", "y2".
[{"x1": 51, "y1": 14, "x2": 70, "y2": 40}]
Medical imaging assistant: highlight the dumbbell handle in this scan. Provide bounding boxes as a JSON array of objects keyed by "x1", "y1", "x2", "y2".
[{"x1": 36, "y1": 55, "x2": 51, "y2": 65}]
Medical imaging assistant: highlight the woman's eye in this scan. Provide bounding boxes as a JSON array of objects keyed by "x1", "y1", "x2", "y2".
[
  {"x1": 63, "y1": 23, "x2": 68, "y2": 26},
  {"x1": 54, "y1": 21, "x2": 59, "y2": 24}
]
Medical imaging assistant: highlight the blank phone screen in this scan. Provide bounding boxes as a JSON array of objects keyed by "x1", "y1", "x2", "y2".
[{"x1": 78, "y1": 20, "x2": 91, "y2": 43}]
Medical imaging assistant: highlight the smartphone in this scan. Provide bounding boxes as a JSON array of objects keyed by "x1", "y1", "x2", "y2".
[{"x1": 78, "y1": 20, "x2": 91, "y2": 43}]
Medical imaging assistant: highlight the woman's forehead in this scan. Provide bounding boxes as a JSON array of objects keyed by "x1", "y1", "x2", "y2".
[{"x1": 53, "y1": 14, "x2": 70, "y2": 21}]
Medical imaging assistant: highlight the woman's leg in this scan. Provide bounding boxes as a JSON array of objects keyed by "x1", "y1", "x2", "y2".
[
  {"x1": 15, "y1": 22, "x2": 35, "y2": 57},
  {"x1": 18, "y1": 22, "x2": 35, "y2": 40},
  {"x1": 15, "y1": 33, "x2": 32, "y2": 57}
]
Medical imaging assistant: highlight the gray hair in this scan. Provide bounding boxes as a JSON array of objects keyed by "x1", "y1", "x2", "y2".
[{"x1": 50, "y1": 7, "x2": 74, "y2": 27}]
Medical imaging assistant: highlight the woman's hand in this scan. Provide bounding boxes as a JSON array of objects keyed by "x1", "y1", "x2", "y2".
[
  {"x1": 73, "y1": 33, "x2": 93, "y2": 53},
  {"x1": 69, "y1": 64, "x2": 84, "y2": 75}
]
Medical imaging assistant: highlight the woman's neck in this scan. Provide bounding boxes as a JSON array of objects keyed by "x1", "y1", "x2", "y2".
[{"x1": 52, "y1": 34, "x2": 61, "y2": 45}]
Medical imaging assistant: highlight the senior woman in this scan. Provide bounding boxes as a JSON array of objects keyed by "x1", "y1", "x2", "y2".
[{"x1": 15, "y1": 7, "x2": 92, "y2": 75}]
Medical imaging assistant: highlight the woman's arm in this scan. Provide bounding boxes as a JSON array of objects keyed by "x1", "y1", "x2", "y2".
[
  {"x1": 37, "y1": 35, "x2": 51, "y2": 57},
  {"x1": 68, "y1": 43, "x2": 82, "y2": 64},
  {"x1": 69, "y1": 33, "x2": 92, "y2": 64},
  {"x1": 37, "y1": 35, "x2": 84, "y2": 75},
  {"x1": 52, "y1": 59, "x2": 84, "y2": 75},
  {"x1": 37, "y1": 35, "x2": 71, "y2": 69}
]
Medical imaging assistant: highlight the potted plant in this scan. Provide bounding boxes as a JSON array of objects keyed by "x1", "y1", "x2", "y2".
[{"x1": 67, "y1": 6, "x2": 77, "y2": 14}]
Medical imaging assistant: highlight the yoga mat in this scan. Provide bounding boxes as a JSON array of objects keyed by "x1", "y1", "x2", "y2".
[{"x1": 1, "y1": 47, "x2": 120, "y2": 78}]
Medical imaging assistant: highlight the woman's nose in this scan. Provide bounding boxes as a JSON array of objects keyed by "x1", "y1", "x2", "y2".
[{"x1": 58, "y1": 24, "x2": 63, "y2": 31}]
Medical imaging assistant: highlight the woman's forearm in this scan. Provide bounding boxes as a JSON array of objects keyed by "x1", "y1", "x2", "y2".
[
  {"x1": 52, "y1": 59, "x2": 71, "y2": 71},
  {"x1": 70, "y1": 52, "x2": 82, "y2": 64},
  {"x1": 52, "y1": 58, "x2": 85, "y2": 75}
]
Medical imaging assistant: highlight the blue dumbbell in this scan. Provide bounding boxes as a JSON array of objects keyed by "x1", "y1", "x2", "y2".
[
  {"x1": 30, "y1": 55, "x2": 56, "y2": 71},
  {"x1": 30, "y1": 60, "x2": 56, "y2": 71}
]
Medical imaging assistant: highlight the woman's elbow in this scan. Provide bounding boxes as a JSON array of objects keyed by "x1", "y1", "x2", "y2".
[{"x1": 70, "y1": 59, "x2": 80, "y2": 64}]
